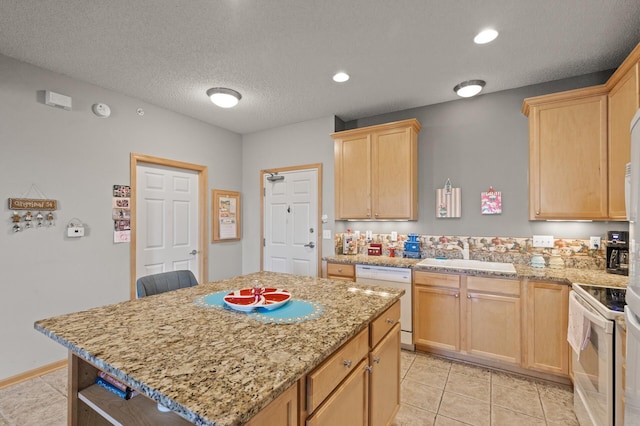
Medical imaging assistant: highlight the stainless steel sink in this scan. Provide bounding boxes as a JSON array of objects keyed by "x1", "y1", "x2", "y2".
[{"x1": 416, "y1": 258, "x2": 516, "y2": 274}]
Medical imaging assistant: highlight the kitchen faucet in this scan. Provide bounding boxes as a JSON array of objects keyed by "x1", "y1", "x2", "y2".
[{"x1": 448, "y1": 242, "x2": 470, "y2": 260}]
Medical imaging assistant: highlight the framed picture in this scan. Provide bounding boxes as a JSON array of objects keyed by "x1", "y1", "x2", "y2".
[{"x1": 212, "y1": 189, "x2": 241, "y2": 242}]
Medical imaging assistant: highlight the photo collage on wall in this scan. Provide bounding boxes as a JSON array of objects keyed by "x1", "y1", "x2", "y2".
[{"x1": 113, "y1": 185, "x2": 131, "y2": 243}]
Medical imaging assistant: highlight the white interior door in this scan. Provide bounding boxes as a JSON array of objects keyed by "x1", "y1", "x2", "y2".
[
  {"x1": 264, "y1": 169, "x2": 318, "y2": 276},
  {"x1": 136, "y1": 163, "x2": 199, "y2": 279}
]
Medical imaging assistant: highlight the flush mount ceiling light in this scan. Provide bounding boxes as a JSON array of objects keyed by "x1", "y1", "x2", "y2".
[
  {"x1": 206, "y1": 87, "x2": 242, "y2": 108},
  {"x1": 332, "y1": 72, "x2": 350, "y2": 83},
  {"x1": 453, "y1": 80, "x2": 486, "y2": 98},
  {"x1": 474, "y1": 29, "x2": 499, "y2": 44}
]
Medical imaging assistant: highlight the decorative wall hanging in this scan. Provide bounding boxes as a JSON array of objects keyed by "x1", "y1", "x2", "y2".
[
  {"x1": 212, "y1": 189, "x2": 241, "y2": 242},
  {"x1": 8, "y1": 184, "x2": 57, "y2": 232},
  {"x1": 436, "y1": 178, "x2": 461, "y2": 218},
  {"x1": 112, "y1": 185, "x2": 131, "y2": 243},
  {"x1": 481, "y1": 186, "x2": 502, "y2": 214}
]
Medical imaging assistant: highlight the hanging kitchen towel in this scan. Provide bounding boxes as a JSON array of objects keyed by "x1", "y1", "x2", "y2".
[{"x1": 567, "y1": 292, "x2": 591, "y2": 359}]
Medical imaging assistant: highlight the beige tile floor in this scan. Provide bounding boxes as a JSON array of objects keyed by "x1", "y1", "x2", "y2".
[
  {"x1": 394, "y1": 351, "x2": 578, "y2": 426},
  {"x1": 0, "y1": 351, "x2": 578, "y2": 425}
]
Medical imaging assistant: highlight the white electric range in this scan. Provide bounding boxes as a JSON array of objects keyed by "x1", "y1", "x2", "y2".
[{"x1": 571, "y1": 283, "x2": 626, "y2": 426}]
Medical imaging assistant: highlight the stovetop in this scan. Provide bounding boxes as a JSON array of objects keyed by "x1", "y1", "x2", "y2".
[{"x1": 573, "y1": 283, "x2": 626, "y2": 319}]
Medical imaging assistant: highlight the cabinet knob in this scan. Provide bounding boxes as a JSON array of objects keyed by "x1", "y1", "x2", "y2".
[
  {"x1": 337, "y1": 268, "x2": 342, "y2": 272},
  {"x1": 467, "y1": 295, "x2": 472, "y2": 299},
  {"x1": 365, "y1": 365, "x2": 373, "y2": 373},
  {"x1": 375, "y1": 213, "x2": 379, "y2": 217},
  {"x1": 373, "y1": 356, "x2": 380, "y2": 364},
  {"x1": 454, "y1": 293, "x2": 459, "y2": 298},
  {"x1": 343, "y1": 360, "x2": 352, "y2": 368},
  {"x1": 536, "y1": 211, "x2": 540, "y2": 215},
  {"x1": 367, "y1": 213, "x2": 371, "y2": 218},
  {"x1": 386, "y1": 318, "x2": 394, "y2": 324}
]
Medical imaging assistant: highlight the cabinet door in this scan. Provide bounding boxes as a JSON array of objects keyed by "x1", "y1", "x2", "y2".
[
  {"x1": 414, "y1": 285, "x2": 460, "y2": 351},
  {"x1": 306, "y1": 359, "x2": 368, "y2": 426},
  {"x1": 528, "y1": 91, "x2": 608, "y2": 220},
  {"x1": 608, "y1": 62, "x2": 639, "y2": 219},
  {"x1": 369, "y1": 323, "x2": 400, "y2": 426},
  {"x1": 465, "y1": 292, "x2": 521, "y2": 365},
  {"x1": 245, "y1": 382, "x2": 298, "y2": 426},
  {"x1": 525, "y1": 281, "x2": 569, "y2": 376},
  {"x1": 371, "y1": 126, "x2": 418, "y2": 220},
  {"x1": 334, "y1": 134, "x2": 371, "y2": 219}
]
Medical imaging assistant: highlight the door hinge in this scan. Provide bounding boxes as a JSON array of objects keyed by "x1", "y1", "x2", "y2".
[
  {"x1": 263, "y1": 238, "x2": 266, "y2": 247},
  {"x1": 263, "y1": 188, "x2": 266, "y2": 196}
]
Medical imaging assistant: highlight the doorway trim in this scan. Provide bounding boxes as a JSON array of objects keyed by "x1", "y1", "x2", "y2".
[
  {"x1": 130, "y1": 153, "x2": 208, "y2": 300},
  {"x1": 260, "y1": 163, "x2": 323, "y2": 277}
]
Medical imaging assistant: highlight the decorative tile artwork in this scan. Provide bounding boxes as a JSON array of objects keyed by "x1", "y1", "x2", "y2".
[{"x1": 481, "y1": 187, "x2": 502, "y2": 215}]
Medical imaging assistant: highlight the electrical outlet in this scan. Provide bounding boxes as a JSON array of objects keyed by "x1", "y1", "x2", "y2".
[
  {"x1": 532, "y1": 235, "x2": 554, "y2": 248},
  {"x1": 391, "y1": 232, "x2": 398, "y2": 242},
  {"x1": 322, "y1": 230, "x2": 332, "y2": 240},
  {"x1": 590, "y1": 236, "x2": 601, "y2": 250}
]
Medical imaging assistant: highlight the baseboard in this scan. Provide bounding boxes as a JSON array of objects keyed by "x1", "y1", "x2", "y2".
[{"x1": 0, "y1": 359, "x2": 66, "y2": 390}]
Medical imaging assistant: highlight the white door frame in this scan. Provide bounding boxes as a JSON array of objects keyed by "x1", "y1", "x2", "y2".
[
  {"x1": 130, "y1": 153, "x2": 208, "y2": 300},
  {"x1": 260, "y1": 163, "x2": 323, "y2": 277}
]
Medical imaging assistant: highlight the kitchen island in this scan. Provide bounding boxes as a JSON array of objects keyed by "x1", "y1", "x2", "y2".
[{"x1": 34, "y1": 271, "x2": 403, "y2": 425}]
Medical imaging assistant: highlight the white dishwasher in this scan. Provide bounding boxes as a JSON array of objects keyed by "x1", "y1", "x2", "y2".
[{"x1": 356, "y1": 264, "x2": 413, "y2": 350}]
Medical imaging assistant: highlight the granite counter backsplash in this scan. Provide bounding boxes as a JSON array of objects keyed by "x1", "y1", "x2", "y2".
[
  {"x1": 335, "y1": 233, "x2": 608, "y2": 270},
  {"x1": 324, "y1": 255, "x2": 628, "y2": 288}
]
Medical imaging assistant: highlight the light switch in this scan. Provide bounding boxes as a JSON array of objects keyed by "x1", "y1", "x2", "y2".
[{"x1": 323, "y1": 230, "x2": 332, "y2": 240}]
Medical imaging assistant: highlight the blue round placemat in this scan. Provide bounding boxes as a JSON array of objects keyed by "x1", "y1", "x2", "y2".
[{"x1": 194, "y1": 291, "x2": 324, "y2": 324}]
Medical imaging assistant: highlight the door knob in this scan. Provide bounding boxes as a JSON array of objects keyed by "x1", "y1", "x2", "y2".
[
  {"x1": 304, "y1": 242, "x2": 316, "y2": 248},
  {"x1": 189, "y1": 249, "x2": 198, "y2": 255}
]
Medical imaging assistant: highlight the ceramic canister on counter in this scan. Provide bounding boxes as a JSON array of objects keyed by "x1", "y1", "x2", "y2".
[{"x1": 530, "y1": 253, "x2": 546, "y2": 268}]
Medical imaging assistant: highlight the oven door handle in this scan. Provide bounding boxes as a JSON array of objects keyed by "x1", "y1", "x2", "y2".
[{"x1": 569, "y1": 291, "x2": 613, "y2": 332}]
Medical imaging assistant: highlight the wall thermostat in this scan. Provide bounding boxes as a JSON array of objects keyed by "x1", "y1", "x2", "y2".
[{"x1": 92, "y1": 103, "x2": 111, "y2": 118}]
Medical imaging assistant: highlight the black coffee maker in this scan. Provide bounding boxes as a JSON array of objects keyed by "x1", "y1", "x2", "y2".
[{"x1": 605, "y1": 231, "x2": 629, "y2": 275}]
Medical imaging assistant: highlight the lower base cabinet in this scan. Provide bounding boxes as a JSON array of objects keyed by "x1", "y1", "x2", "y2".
[
  {"x1": 245, "y1": 382, "x2": 299, "y2": 426},
  {"x1": 306, "y1": 359, "x2": 369, "y2": 426},
  {"x1": 305, "y1": 302, "x2": 401, "y2": 426},
  {"x1": 525, "y1": 280, "x2": 570, "y2": 376},
  {"x1": 466, "y1": 276, "x2": 521, "y2": 365},
  {"x1": 414, "y1": 271, "x2": 571, "y2": 382}
]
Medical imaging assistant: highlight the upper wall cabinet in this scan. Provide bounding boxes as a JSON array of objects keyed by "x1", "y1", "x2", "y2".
[
  {"x1": 332, "y1": 119, "x2": 421, "y2": 220},
  {"x1": 606, "y1": 44, "x2": 640, "y2": 219},
  {"x1": 523, "y1": 42, "x2": 640, "y2": 221},
  {"x1": 524, "y1": 86, "x2": 609, "y2": 220}
]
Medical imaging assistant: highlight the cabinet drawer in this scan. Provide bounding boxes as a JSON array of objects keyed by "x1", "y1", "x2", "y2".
[
  {"x1": 467, "y1": 276, "x2": 520, "y2": 296},
  {"x1": 413, "y1": 271, "x2": 460, "y2": 289},
  {"x1": 370, "y1": 301, "x2": 400, "y2": 348},
  {"x1": 307, "y1": 327, "x2": 369, "y2": 413},
  {"x1": 327, "y1": 263, "x2": 355, "y2": 279}
]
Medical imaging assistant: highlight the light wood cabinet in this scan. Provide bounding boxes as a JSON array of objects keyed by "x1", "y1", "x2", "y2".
[
  {"x1": 306, "y1": 359, "x2": 369, "y2": 426},
  {"x1": 524, "y1": 281, "x2": 570, "y2": 376},
  {"x1": 305, "y1": 302, "x2": 400, "y2": 426},
  {"x1": 326, "y1": 262, "x2": 356, "y2": 281},
  {"x1": 245, "y1": 382, "x2": 298, "y2": 426},
  {"x1": 465, "y1": 277, "x2": 521, "y2": 365},
  {"x1": 523, "y1": 86, "x2": 609, "y2": 220},
  {"x1": 414, "y1": 272, "x2": 522, "y2": 366},
  {"x1": 332, "y1": 119, "x2": 421, "y2": 220},
  {"x1": 522, "y1": 42, "x2": 640, "y2": 221},
  {"x1": 606, "y1": 44, "x2": 640, "y2": 219},
  {"x1": 413, "y1": 271, "x2": 461, "y2": 351},
  {"x1": 369, "y1": 323, "x2": 401, "y2": 426}
]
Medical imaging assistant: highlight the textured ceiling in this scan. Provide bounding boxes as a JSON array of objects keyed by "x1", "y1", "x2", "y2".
[{"x1": 1, "y1": 1, "x2": 639, "y2": 134}]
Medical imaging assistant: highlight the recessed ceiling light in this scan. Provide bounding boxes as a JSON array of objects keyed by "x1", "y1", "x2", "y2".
[
  {"x1": 333, "y1": 72, "x2": 350, "y2": 83},
  {"x1": 206, "y1": 87, "x2": 242, "y2": 108},
  {"x1": 474, "y1": 29, "x2": 499, "y2": 44},
  {"x1": 453, "y1": 80, "x2": 486, "y2": 98}
]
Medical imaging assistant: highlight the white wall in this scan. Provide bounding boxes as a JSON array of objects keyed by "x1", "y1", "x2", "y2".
[
  {"x1": 0, "y1": 55, "x2": 243, "y2": 380},
  {"x1": 241, "y1": 117, "x2": 337, "y2": 274}
]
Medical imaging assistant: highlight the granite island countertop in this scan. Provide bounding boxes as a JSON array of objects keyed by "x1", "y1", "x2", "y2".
[
  {"x1": 34, "y1": 271, "x2": 403, "y2": 426},
  {"x1": 324, "y1": 254, "x2": 628, "y2": 288}
]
